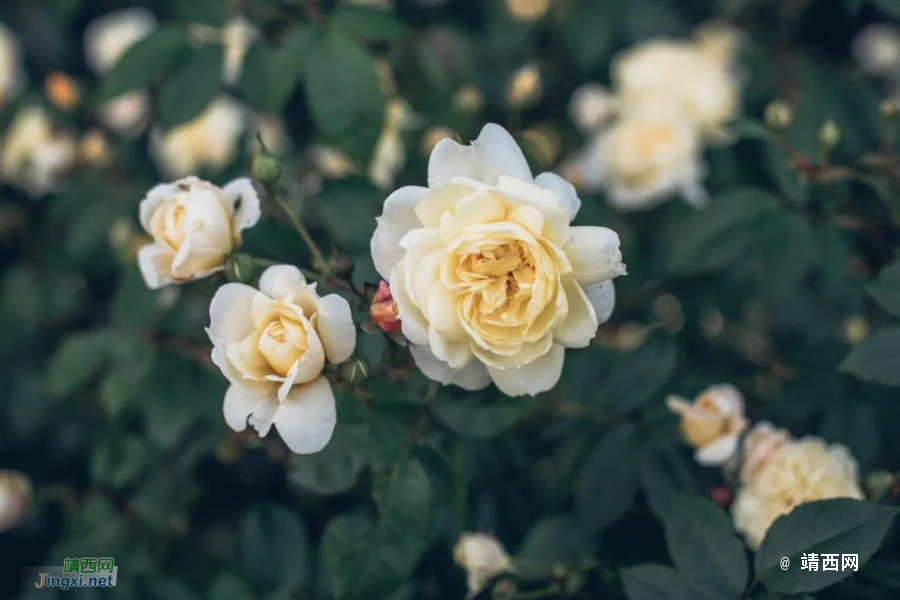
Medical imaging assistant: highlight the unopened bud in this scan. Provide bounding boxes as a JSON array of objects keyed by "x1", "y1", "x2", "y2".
[
  {"x1": 864, "y1": 470, "x2": 896, "y2": 501},
  {"x1": 341, "y1": 357, "x2": 370, "y2": 385},
  {"x1": 252, "y1": 145, "x2": 283, "y2": 189},
  {"x1": 45, "y1": 72, "x2": 80, "y2": 112},
  {"x1": 506, "y1": 63, "x2": 542, "y2": 109},
  {"x1": 710, "y1": 485, "x2": 735, "y2": 508},
  {"x1": 329, "y1": 254, "x2": 355, "y2": 281},
  {"x1": 764, "y1": 100, "x2": 793, "y2": 131},
  {"x1": 225, "y1": 252, "x2": 265, "y2": 284},
  {"x1": 818, "y1": 119, "x2": 841, "y2": 150},
  {"x1": 881, "y1": 99, "x2": 899, "y2": 120},
  {"x1": 0, "y1": 470, "x2": 32, "y2": 532},
  {"x1": 370, "y1": 281, "x2": 402, "y2": 333}
]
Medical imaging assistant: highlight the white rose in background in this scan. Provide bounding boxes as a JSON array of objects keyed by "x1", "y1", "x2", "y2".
[
  {"x1": 84, "y1": 8, "x2": 157, "y2": 137},
  {"x1": 739, "y1": 420, "x2": 789, "y2": 484},
  {"x1": 371, "y1": 124, "x2": 625, "y2": 396},
  {"x1": 569, "y1": 83, "x2": 617, "y2": 132},
  {"x1": 221, "y1": 16, "x2": 259, "y2": 85},
  {"x1": 694, "y1": 21, "x2": 742, "y2": 65},
  {"x1": 207, "y1": 265, "x2": 356, "y2": 454},
  {"x1": 666, "y1": 384, "x2": 748, "y2": 465},
  {"x1": 732, "y1": 437, "x2": 864, "y2": 549},
  {"x1": 613, "y1": 38, "x2": 739, "y2": 139},
  {"x1": 586, "y1": 110, "x2": 706, "y2": 210},
  {"x1": 453, "y1": 533, "x2": 514, "y2": 596},
  {"x1": 0, "y1": 23, "x2": 24, "y2": 106},
  {"x1": 0, "y1": 470, "x2": 32, "y2": 533},
  {"x1": 369, "y1": 99, "x2": 417, "y2": 189},
  {"x1": 150, "y1": 97, "x2": 246, "y2": 178},
  {"x1": 0, "y1": 107, "x2": 77, "y2": 197},
  {"x1": 853, "y1": 24, "x2": 900, "y2": 79},
  {"x1": 137, "y1": 177, "x2": 260, "y2": 289}
]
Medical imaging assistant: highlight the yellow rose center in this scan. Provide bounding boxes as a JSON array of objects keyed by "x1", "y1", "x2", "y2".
[
  {"x1": 161, "y1": 203, "x2": 188, "y2": 248},
  {"x1": 257, "y1": 313, "x2": 309, "y2": 377}
]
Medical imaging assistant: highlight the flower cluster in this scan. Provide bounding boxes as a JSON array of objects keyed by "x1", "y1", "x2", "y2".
[
  {"x1": 667, "y1": 385, "x2": 864, "y2": 549},
  {"x1": 565, "y1": 23, "x2": 742, "y2": 210}
]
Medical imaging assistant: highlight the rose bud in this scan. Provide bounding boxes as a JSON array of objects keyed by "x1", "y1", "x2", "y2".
[{"x1": 370, "y1": 281, "x2": 402, "y2": 333}]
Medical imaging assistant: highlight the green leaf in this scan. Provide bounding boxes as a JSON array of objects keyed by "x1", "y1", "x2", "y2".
[
  {"x1": 287, "y1": 424, "x2": 367, "y2": 495},
  {"x1": 305, "y1": 31, "x2": 384, "y2": 163},
  {"x1": 729, "y1": 118, "x2": 776, "y2": 142},
  {"x1": 330, "y1": 7, "x2": 409, "y2": 43},
  {"x1": 322, "y1": 459, "x2": 433, "y2": 600},
  {"x1": 516, "y1": 515, "x2": 591, "y2": 580},
  {"x1": 172, "y1": 0, "x2": 230, "y2": 26},
  {"x1": 663, "y1": 495, "x2": 748, "y2": 599},
  {"x1": 241, "y1": 505, "x2": 308, "y2": 592},
  {"x1": 433, "y1": 392, "x2": 533, "y2": 438},
  {"x1": 157, "y1": 44, "x2": 224, "y2": 129},
  {"x1": 90, "y1": 435, "x2": 149, "y2": 489},
  {"x1": 46, "y1": 329, "x2": 120, "y2": 397},
  {"x1": 866, "y1": 261, "x2": 900, "y2": 319},
  {"x1": 665, "y1": 188, "x2": 780, "y2": 275},
  {"x1": 574, "y1": 425, "x2": 640, "y2": 533},
  {"x1": 137, "y1": 577, "x2": 202, "y2": 600},
  {"x1": 98, "y1": 26, "x2": 190, "y2": 101},
  {"x1": 241, "y1": 25, "x2": 315, "y2": 112},
  {"x1": 839, "y1": 327, "x2": 900, "y2": 386},
  {"x1": 764, "y1": 143, "x2": 809, "y2": 206},
  {"x1": 620, "y1": 565, "x2": 695, "y2": 600},
  {"x1": 868, "y1": 0, "x2": 900, "y2": 19},
  {"x1": 756, "y1": 499, "x2": 899, "y2": 593},
  {"x1": 606, "y1": 335, "x2": 677, "y2": 411}
]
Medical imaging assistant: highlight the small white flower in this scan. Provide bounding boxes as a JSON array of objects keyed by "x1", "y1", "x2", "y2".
[
  {"x1": 369, "y1": 99, "x2": 417, "y2": 189},
  {"x1": 507, "y1": 63, "x2": 542, "y2": 109},
  {"x1": 0, "y1": 22, "x2": 24, "y2": 106},
  {"x1": 84, "y1": 8, "x2": 157, "y2": 74},
  {"x1": 98, "y1": 91, "x2": 151, "y2": 138},
  {"x1": 739, "y1": 421, "x2": 789, "y2": 485},
  {"x1": 221, "y1": 16, "x2": 259, "y2": 85},
  {"x1": 454, "y1": 533, "x2": 513, "y2": 596},
  {"x1": 207, "y1": 265, "x2": 356, "y2": 454},
  {"x1": 150, "y1": 97, "x2": 247, "y2": 178},
  {"x1": 732, "y1": 437, "x2": 864, "y2": 549},
  {"x1": 0, "y1": 470, "x2": 31, "y2": 533},
  {"x1": 666, "y1": 384, "x2": 748, "y2": 466},
  {"x1": 371, "y1": 124, "x2": 625, "y2": 397},
  {"x1": 586, "y1": 110, "x2": 706, "y2": 210},
  {"x1": 0, "y1": 107, "x2": 77, "y2": 197},
  {"x1": 853, "y1": 24, "x2": 900, "y2": 79},
  {"x1": 137, "y1": 177, "x2": 260, "y2": 289},
  {"x1": 613, "y1": 39, "x2": 739, "y2": 139},
  {"x1": 569, "y1": 83, "x2": 617, "y2": 132}
]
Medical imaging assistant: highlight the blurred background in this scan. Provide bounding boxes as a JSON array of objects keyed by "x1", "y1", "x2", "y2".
[{"x1": 2, "y1": 0, "x2": 900, "y2": 599}]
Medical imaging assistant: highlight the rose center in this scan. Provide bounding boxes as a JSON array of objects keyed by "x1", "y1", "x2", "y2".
[
  {"x1": 161, "y1": 203, "x2": 188, "y2": 248},
  {"x1": 257, "y1": 315, "x2": 309, "y2": 377}
]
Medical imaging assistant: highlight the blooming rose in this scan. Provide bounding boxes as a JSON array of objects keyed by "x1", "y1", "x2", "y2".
[
  {"x1": 853, "y1": 24, "x2": 900, "y2": 79},
  {"x1": 666, "y1": 384, "x2": 748, "y2": 466},
  {"x1": 569, "y1": 83, "x2": 617, "y2": 132},
  {"x1": 454, "y1": 533, "x2": 513, "y2": 595},
  {"x1": 0, "y1": 107, "x2": 77, "y2": 196},
  {"x1": 732, "y1": 437, "x2": 864, "y2": 549},
  {"x1": 137, "y1": 176, "x2": 260, "y2": 289},
  {"x1": 150, "y1": 97, "x2": 246, "y2": 178},
  {"x1": 84, "y1": 8, "x2": 157, "y2": 137},
  {"x1": 207, "y1": 265, "x2": 356, "y2": 454},
  {"x1": 586, "y1": 110, "x2": 706, "y2": 210},
  {"x1": 612, "y1": 39, "x2": 739, "y2": 139},
  {"x1": 371, "y1": 124, "x2": 624, "y2": 396},
  {"x1": 0, "y1": 23, "x2": 24, "y2": 106},
  {"x1": 739, "y1": 421, "x2": 789, "y2": 485}
]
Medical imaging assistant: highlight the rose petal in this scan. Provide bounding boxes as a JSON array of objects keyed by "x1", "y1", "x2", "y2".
[
  {"x1": 223, "y1": 177, "x2": 262, "y2": 240},
  {"x1": 137, "y1": 243, "x2": 174, "y2": 290},
  {"x1": 207, "y1": 282, "x2": 259, "y2": 345},
  {"x1": 222, "y1": 384, "x2": 275, "y2": 434},
  {"x1": 563, "y1": 226, "x2": 626, "y2": 285},
  {"x1": 428, "y1": 123, "x2": 532, "y2": 188},
  {"x1": 410, "y1": 344, "x2": 491, "y2": 391},
  {"x1": 553, "y1": 277, "x2": 598, "y2": 348},
  {"x1": 583, "y1": 281, "x2": 615, "y2": 324},
  {"x1": 535, "y1": 171, "x2": 582, "y2": 221},
  {"x1": 272, "y1": 375, "x2": 337, "y2": 454},
  {"x1": 488, "y1": 343, "x2": 564, "y2": 397},
  {"x1": 314, "y1": 293, "x2": 356, "y2": 364},
  {"x1": 371, "y1": 186, "x2": 429, "y2": 279}
]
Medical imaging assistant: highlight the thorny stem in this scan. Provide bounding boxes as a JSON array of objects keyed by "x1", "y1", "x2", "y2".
[{"x1": 270, "y1": 191, "x2": 329, "y2": 274}]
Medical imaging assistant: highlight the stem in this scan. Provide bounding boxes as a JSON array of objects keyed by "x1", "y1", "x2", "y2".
[{"x1": 271, "y1": 191, "x2": 329, "y2": 274}]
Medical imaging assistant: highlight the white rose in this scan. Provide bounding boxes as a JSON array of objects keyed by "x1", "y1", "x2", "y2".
[
  {"x1": 207, "y1": 265, "x2": 356, "y2": 454},
  {"x1": 666, "y1": 384, "x2": 748, "y2": 465},
  {"x1": 739, "y1": 421, "x2": 789, "y2": 485},
  {"x1": 0, "y1": 107, "x2": 77, "y2": 197},
  {"x1": 137, "y1": 176, "x2": 261, "y2": 289},
  {"x1": 370, "y1": 124, "x2": 625, "y2": 396},
  {"x1": 222, "y1": 16, "x2": 259, "y2": 85},
  {"x1": 98, "y1": 91, "x2": 151, "y2": 138},
  {"x1": 0, "y1": 470, "x2": 31, "y2": 533},
  {"x1": 613, "y1": 40, "x2": 739, "y2": 139},
  {"x1": 453, "y1": 532, "x2": 513, "y2": 595},
  {"x1": 569, "y1": 83, "x2": 617, "y2": 132},
  {"x1": 0, "y1": 22, "x2": 24, "y2": 106},
  {"x1": 853, "y1": 24, "x2": 900, "y2": 79},
  {"x1": 369, "y1": 99, "x2": 416, "y2": 189},
  {"x1": 694, "y1": 21, "x2": 743, "y2": 66},
  {"x1": 587, "y1": 110, "x2": 706, "y2": 210},
  {"x1": 150, "y1": 97, "x2": 246, "y2": 178},
  {"x1": 84, "y1": 8, "x2": 157, "y2": 74},
  {"x1": 732, "y1": 437, "x2": 864, "y2": 549}
]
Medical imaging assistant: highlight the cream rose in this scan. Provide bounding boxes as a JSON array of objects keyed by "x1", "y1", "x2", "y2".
[
  {"x1": 150, "y1": 97, "x2": 246, "y2": 178},
  {"x1": 732, "y1": 437, "x2": 864, "y2": 549},
  {"x1": 84, "y1": 8, "x2": 157, "y2": 137},
  {"x1": 587, "y1": 110, "x2": 706, "y2": 210},
  {"x1": 207, "y1": 265, "x2": 356, "y2": 454},
  {"x1": 0, "y1": 23, "x2": 23, "y2": 106},
  {"x1": 221, "y1": 16, "x2": 259, "y2": 85},
  {"x1": 371, "y1": 124, "x2": 625, "y2": 396},
  {"x1": 0, "y1": 107, "x2": 77, "y2": 196},
  {"x1": 454, "y1": 532, "x2": 513, "y2": 595},
  {"x1": 666, "y1": 384, "x2": 748, "y2": 466},
  {"x1": 739, "y1": 421, "x2": 789, "y2": 485},
  {"x1": 853, "y1": 24, "x2": 900, "y2": 79},
  {"x1": 613, "y1": 39, "x2": 739, "y2": 139},
  {"x1": 569, "y1": 83, "x2": 617, "y2": 132},
  {"x1": 137, "y1": 176, "x2": 260, "y2": 289}
]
